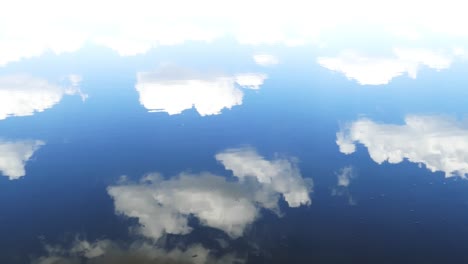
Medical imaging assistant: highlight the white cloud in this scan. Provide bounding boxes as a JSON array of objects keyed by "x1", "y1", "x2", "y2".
[
  {"x1": 0, "y1": 1, "x2": 316, "y2": 64},
  {"x1": 92, "y1": 23, "x2": 220, "y2": 57},
  {"x1": 234, "y1": 73, "x2": 267, "y2": 90},
  {"x1": 337, "y1": 115, "x2": 468, "y2": 177},
  {"x1": 216, "y1": 148, "x2": 312, "y2": 207},
  {"x1": 253, "y1": 54, "x2": 279, "y2": 66},
  {"x1": 34, "y1": 238, "x2": 240, "y2": 264},
  {"x1": 0, "y1": 75, "x2": 86, "y2": 120},
  {"x1": 3, "y1": 1, "x2": 468, "y2": 66},
  {"x1": 318, "y1": 48, "x2": 454, "y2": 85},
  {"x1": 135, "y1": 66, "x2": 266, "y2": 116},
  {"x1": 331, "y1": 166, "x2": 356, "y2": 205},
  {"x1": 68, "y1": 74, "x2": 82, "y2": 87},
  {"x1": 0, "y1": 139, "x2": 44, "y2": 179},
  {"x1": 107, "y1": 148, "x2": 311, "y2": 240},
  {"x1": 336, "y1": 131, "x2": 356, "y2": 155},
  {"x1": 336, "y1": 166, "x2": 354, "y2": 187},
  {"x1": 108, "y1": 173, "x2": 261, "y2": 240}
]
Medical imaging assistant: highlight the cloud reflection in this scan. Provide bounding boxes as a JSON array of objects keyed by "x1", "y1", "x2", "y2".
[
  {"x1": 0, "y1": 139, "x2": 44, "y2": 179},
  {"x1": 135, "y1": 66, "x2": 266, "y2": 116},
  {"x1": 2, "y1": 1, "x2": 468, "y2": 66},
  {"x1": 318, "y1": 48, "x2": 453, "y2": 85},
  {"x1": 337, "y1": 115, "x2": 468, "y2": 177},
  {"x1": 216, "y1": 148, "x2": 312, "y2": 207},
  {"x1": 107, "y1": 148, "x2": 311, "y2": 241},
  {"x1": 253, "y1": 54, "x2": 279, "y2": 66},
  {"x1": 34, "y1": 238, "x2": 240, "y2": 264},
  {"x1": 331, "y1": 166, "x2": 356, "y2": 205},
  {"x1": 0, "y1": 74, "x2": 86, "y2": 120}
]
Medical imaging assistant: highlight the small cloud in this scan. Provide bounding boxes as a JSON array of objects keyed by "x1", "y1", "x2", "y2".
[
  {"x1": 0, "y1": 75, "x2": 86, "y2": 120},
  {"x1": 216, "y1": 147, "x2": 312, "y2": 207},
  {"x1": 68, "y1": 74, "x2": 82, "y2": 87},
  {"x1": 337, "y1": 166, "x2": 354, "y2": 187},
  {"x1": 336, "y1": 131, "x2": 356, "y2": 154},
  {"x1": 0, "y1": 139, "x2": 44, "y2": 179},
  {"x1": 337, "y1": 115, "x2": 468, "y2": 177},
  {"x1": 135, "y1": 66, "x2": 267, "y2": 116},
  {"x1": 253, "y1": 54, "x2": 279, "y2": 66},
  {"x1": 234, "y1": 73, "x2": 267, "y2": 90},
  {"x1": 331, "y1": 166, "x2": 356, "y2": 205},
  {"x1": 66, "y1": 74, "x2": 88, "y2": 101},
  {"x1": 318, "y1": 48, "x2": 454, "y2": 85}
]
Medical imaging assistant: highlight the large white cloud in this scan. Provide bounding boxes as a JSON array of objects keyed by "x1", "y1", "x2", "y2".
[
  {"x1": 34, "y1": 238, "x2": 240, "y2": 264},
  {"x1": 107, "y1": 148, "x2": 311, "y2": 240},
  {"x1": 2, "y1": 0, "x2": 468, "y2": 66},
  {"x1": 337, "y1": 115, "x2": 468, "y2": 177},
  {"x1": 0, "y1": 139, "x2": 44, "y2": 179},
  {"x1": 318, "y1": 48, "x2": 454, "y2": 85},
  {"x1": 135, "y1": 66, "x2": 266, "y2": 116},
  {"x1": 108, "y1": 173, "x2": 263, "y2": 240},
  {"x1": 0, "y1": 74, "x2": 85, "y2": 120}
]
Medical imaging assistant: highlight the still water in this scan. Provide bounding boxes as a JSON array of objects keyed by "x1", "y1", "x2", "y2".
[{"x1": 2, "y1": 6, "x2": 468, "y2": 263}]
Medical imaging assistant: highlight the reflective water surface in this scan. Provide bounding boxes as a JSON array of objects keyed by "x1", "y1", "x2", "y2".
[{"x1": 2, "y1": 3, "x2": 468, "y2": 263}]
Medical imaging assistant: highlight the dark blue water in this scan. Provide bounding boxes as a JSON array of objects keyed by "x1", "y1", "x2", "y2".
[{"x1": 1, "y1": 43, "x2": 468, "y2": 264}]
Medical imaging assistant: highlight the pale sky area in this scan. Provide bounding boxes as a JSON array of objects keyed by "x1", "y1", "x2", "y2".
[{"x1": 1, "y1": 0, "x2": 467, "y2": 72}]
